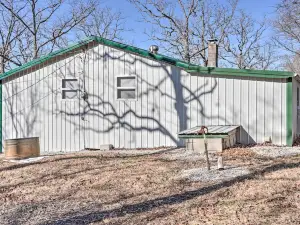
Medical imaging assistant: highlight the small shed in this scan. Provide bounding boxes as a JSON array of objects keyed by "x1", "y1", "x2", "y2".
[
  {"x1": 178, "y1": 125, "x2": 239, "y2": 152},
  {"x1": 0, "y1": 36, "x2": 298, "y2": 154}
]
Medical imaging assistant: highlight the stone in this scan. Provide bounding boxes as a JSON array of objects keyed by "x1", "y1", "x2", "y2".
[{"x1": 99, "y1": 144, "x2": 114, "y2": 151}]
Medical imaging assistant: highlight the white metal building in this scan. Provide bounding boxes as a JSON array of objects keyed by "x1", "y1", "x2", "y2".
[{"x1": 0, "y1": 36, "x2": 297, "y2": 154}]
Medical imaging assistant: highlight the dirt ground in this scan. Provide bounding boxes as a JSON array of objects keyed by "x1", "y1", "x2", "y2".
[{"x1": 1, "y1": 148, "x2": 300, "y2": 225}]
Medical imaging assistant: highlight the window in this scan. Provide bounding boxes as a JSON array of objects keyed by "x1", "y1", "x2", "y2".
[
  {"x1": 62, "y1": 78, "x2": 78, "y2": 100},
  {"x1": 116, "y1": 76, "x2": 136, "y2": 100}
]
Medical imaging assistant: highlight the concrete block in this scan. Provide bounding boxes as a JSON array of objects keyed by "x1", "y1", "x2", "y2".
[
  {"x1": 186, "y1": 138, "x2": 223, "y2": 153},
  {"x1": 186, "y1": 132, "x2": 237, "y2": 153},
  {"x1": 99, "y1": 144, "x2": 114, "y2": 150}
]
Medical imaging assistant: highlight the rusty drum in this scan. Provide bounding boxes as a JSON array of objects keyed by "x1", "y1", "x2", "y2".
[{"x1": 4, "y1": 137, "x2": 40, "y2": 160}]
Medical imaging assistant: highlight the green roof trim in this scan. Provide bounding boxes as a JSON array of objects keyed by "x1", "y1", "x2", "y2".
[
  {"x1": 93, "y1": 36, "x2": 197, "y2": 70},
  {"x1": 187, "y1": 66, "x2": 294, "y2": 79},
  {"x1": 0, "y1": 36, "x2": 295, "y2": 80},
  {"x1": 0, "y1": 37, "x2": 93, "y2": 80},
  {"x1": 178, "y1": 134, "x2": 229, "y2": 139}
]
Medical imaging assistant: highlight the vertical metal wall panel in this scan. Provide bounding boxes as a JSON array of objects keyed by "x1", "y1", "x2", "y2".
[
  {"x1": 145, "y1": 58, "x2": 152, "y2": 147},
  {"x1": 218, "y1": 77, "x2": 226, "y2": 126},
  {"x1": 119, "y1": 53, "x2": 126, "y2": 148},
  {"x1": 189, "y1": 71, "x2": 199, "y2": 129},
  {"x1": 248, "y1": 78, "x2": 257, "y2": 144},
  {"x1": 273, "y1": 80, "x2": 282, "y2": 144},
  {"x1": 210, "y1": 77, "x2": 219, "y2": 126},
  {"x1": 188, "y1": 75, "x2": 288, "y2": 145},
  {"x1": 87, "y1": 42, "x2": 99, "y2": 149},
  {"x1": 1, "y1": 42, "x2": 290, "y2": 154},
  {"x1": 50, "y1": 61, "x2": 56, "y2": 152},
  {"x1": 140, "y1": 56, "x2": 148, "y2": 148},
  {"x1": 281, "y1": 80, "x2": 287, "y2": 144},
  {"x1": 233, "y1": 79, "x2": 241, "y2": 136},
  {"x1": 256, "y1": 79, "x2": 265, "y2": 143},
  {"x1": 42, "y1": 63, "x2": 48, "y2": 152},
  {"x1": 292, "y1": 78, "x2": 300, "y2": 139},
  {"x1": 86, "y1": 43, "x2": 92, "y2": 148},
  {"x1": 97, "y1": 44, "x2": 105, "y2": 148},
  {"x1": 205, "y1": 77, "x2": 213, "y2": 125},
  {"x1": 108, "y1": 47, "x2": 115, "y2": 147},
  {"x1": 152, "y1": 59, "x2": 161, "y2": 147},
  {"x1": 58, "y1": 57, "x2": 64, "y2": 152},
  {"x1": 177, "y1": 67, "x2": 186, "y2": 146},
  {"x1": 107, "y1": 45, "x2": 114, "y2": 147},
  {"x1": 134, "y1": 55, "x2": 142, "y2": 148},
  {"x1": 240, "y1": 78, "x2": 249, "y2": 143},
  {"x1": 123, "y1": 52, "x2": 132, "y2": 148},
  {"x1": 264, "y1": 78, "x2": 273, "y2": 142},
  {"x1": 226, "y1": 78, "x2": 235, "y2": 125},
  {"x1": 198, "y1": 76, "x2": 205, "y2": 125}
]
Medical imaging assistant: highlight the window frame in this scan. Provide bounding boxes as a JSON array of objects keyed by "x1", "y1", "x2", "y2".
[
  {"x1": 116, "y1": 75, "x2": 137, "y2": 101},
  {"x1": 61, "y1": 77, "x2": 79, "y2": 101}
]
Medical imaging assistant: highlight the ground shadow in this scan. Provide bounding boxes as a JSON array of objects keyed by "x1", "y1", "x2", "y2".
[
  {"x1": 41, "y1": 159, "x2": 300, "y2": 225},
  {"x1": 0, "y1": 147, "x2": 179, "y2": 173}
]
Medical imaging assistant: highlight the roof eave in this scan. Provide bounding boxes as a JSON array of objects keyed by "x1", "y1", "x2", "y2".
[
  {"x1": 187, "y1": 66, "x2": 294, "y2": 79},
  {"x1": 0, "y1": 36, "x2": 294, "y2": 80}
]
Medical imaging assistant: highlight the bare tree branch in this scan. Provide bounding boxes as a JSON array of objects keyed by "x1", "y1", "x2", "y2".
[
  {"x1": 129, "y1": 0, "x2": 238, "y2": 65},
  {"x1": 273, "y1": 0, "x2": 300, "y2": 55},
  {"x1": 221, "y1": 10, "x2": 277, "y2": 69},
  {"x1": 0, "y1": 0, "x2": 26, "y2": 72},
  {"x1": 76, "y1": 6, "x2": 127, "y2": 41},
  {"x1": 0, "y1": 0, "x2": 96, "y2": 65}
]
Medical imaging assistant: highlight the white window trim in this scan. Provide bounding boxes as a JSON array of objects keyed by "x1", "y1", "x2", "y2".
[
  {"x1": 116, "y1": 75, "x2": 137, "y2": 101},
  {"x1": 61, "y1": 77, "x2": 79, "y2": 101}
]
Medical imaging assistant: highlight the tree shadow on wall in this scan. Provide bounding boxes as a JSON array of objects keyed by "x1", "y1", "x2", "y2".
[
  {"x1": 3, "y1": 42, "x2": 227, "y2": 149},
  {"x1": 54, "y1": 46, "x2": 225, "y2": 148}
]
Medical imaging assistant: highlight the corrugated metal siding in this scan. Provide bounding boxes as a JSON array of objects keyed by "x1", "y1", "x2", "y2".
[
  {"x1": 1, "y1": 42, "x2": 289, "y2": 153},
  {"x1": 186, "y1": 76, "x2": 287, "y2": 145},
  {"x1": 292, "y1": 78, "x2": 300, "y2": 139}
]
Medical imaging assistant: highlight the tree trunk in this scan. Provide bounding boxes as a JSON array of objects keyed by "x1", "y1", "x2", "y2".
[
  {"x1": 183, "y1": 34, "x2": 191, "y2": 63},
  {"x1": 0, "y1": 57, "x2": 4, "y2": 74}
]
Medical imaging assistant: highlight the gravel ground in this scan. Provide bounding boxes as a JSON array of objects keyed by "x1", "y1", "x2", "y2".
[
  {"x1": 169, "y1": 146, "x2": 300, "y2": 183},
  {"x1": 251, "y1": 146, "x2": 300, "y2": 158},
  {"x1": 179, "y1": 166, "x2": 252, "y2": 182},
  {"x1": 159, "y1": 148, "x2": 217, "y2": 161},
  {"x1": 1, "y1": 148, "x2": 300, "y2": 224},
  {"x1": 99, "y1": 145, "x2": 300, "y2": 161}
]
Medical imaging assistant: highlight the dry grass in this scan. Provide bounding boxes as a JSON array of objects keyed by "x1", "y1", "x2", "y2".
[{"x1": 0, "y1": 149, "x2": 300, "y2": 225}]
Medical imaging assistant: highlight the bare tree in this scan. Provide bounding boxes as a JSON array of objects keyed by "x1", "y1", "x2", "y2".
[
  {"x1": 191, "y1": 0, "x2": 238, "y2": 65},
  {"x1": 76, "y1": 6, "x2": 126, "y2": 41},
  {"x1": 0, "y1": 0, "x2": 25, "y2": 73},
  {"x1": 285, "y1": 52, "x2": 300, "y2": 74},
  {"x1": 129, "y1": 0, "x2": 238, "y2": 65},
  {"x1": 222, "y1": 10, "x2": 277, "y2": 69},
  {"x1": 273, "y1": 0, "x2": 300, "y2": 57},
  {"x1": 0, "y1": 0, "x2": 95, "y2": 62}
]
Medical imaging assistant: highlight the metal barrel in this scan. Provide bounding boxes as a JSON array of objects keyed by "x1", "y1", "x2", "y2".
[{"x1": 4, "y1": 137, "x2": 40, "y2": 160}]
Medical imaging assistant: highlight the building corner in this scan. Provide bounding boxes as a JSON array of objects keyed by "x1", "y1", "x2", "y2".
[{"x1": 286, "y1": 77, "x2": 293, "y2": 146}]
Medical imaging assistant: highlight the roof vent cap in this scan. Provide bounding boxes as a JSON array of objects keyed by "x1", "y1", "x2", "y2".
[
  {"x1": 149, "y1": 45, "x2": 159, "y2": 54},
  {"x1": 207, "y1": 38, "x2": 218, "y2": 44}
]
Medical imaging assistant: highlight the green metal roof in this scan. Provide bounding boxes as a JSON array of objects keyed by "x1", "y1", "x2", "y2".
[{"x1": 0, "y1": 36, "x2": 294, "y2": 80}]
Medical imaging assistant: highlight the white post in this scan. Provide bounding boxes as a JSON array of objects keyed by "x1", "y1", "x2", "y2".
[
  {"x1": 204, "y1": 133, "x2": 210, "y2": 171},
  {"x1": 218, "y1": 156, "x2": 224, "y2": 170}
]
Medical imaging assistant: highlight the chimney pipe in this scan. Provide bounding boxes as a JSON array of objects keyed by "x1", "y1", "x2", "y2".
[{"x1": 207, "y1": 39, "x2": 218, "y2": 67}]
